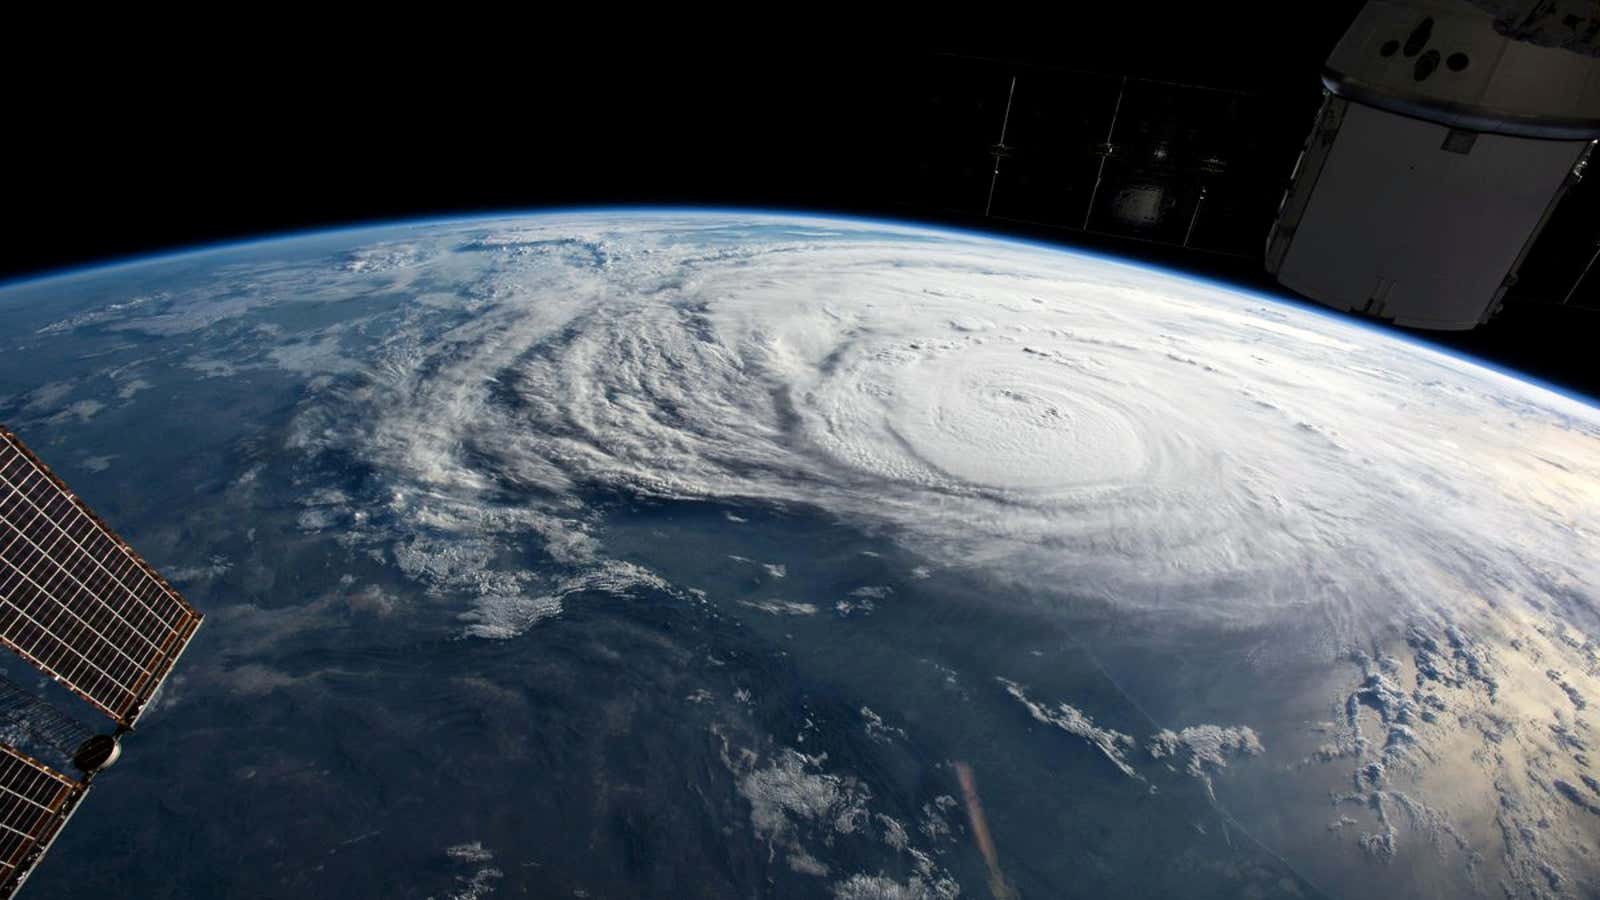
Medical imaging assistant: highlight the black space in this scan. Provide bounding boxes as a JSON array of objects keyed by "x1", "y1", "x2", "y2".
[{"x1": 4, "y1": 18, "x2": 1597, "y2": 397}]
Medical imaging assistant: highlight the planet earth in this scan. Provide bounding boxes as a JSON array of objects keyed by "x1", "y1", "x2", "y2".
[{"x1": 0, "y1": 211, "x2": 1597, "y2": 899}]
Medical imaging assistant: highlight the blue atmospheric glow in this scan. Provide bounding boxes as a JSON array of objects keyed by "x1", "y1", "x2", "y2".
[{"x1": 3, "y1": 205, "x2": 1594, "y2": 410}]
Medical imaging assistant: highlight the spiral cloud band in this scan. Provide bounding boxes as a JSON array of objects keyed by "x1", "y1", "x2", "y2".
[{"x1": 334, "y1": 215, "x2": 1598, "y2": 648}]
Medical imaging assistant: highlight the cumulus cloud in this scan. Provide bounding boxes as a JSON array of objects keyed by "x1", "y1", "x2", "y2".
[
  {"x1": 440, "y1": 841, "x2": 501, "y2": 900},
  {"x1": 713, "y1": 723, "x2": 960, "y2": 893},
  {"x1": 459, "y1": 560, "x2": 676, "y2": 639},
  {"x1": 997, "y1": 677, "x2": 1140, "y2": 779},
  {"x1": 1147, "y1": 724, "x2": 1263, "y2": 801},
  {"x1": 739, "y1": 599, "x2": 818, "y2": 616},
  {"x1": 860, "y1": 706, "x2": 906, "y2": 743},
  {"x1": 831, "y1": 873, "x2": 960, "y2": 900},
  {"x1": 1001, "y1": 678, "x2": 1265, "y2": 801}
]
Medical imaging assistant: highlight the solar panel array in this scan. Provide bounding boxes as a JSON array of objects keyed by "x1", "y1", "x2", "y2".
[
  {"x1": 0, "y1": 426, "x2": 203, "y2": 728},
  {"x1": 0, "y1": 743, "x2": 85, "y2": 899}
]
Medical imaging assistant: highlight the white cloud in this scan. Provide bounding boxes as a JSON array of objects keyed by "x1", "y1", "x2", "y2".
[
  {"x1": 739, "y1": 599, "x2": 818, "y2": 616},
  {"x1": 997, "y1": 678, "x2": 1140, "y2": 779}
]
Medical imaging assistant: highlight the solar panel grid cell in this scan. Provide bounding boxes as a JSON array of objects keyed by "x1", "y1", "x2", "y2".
[
  {"x1": 0, "y1": 743, "x2": 81, "y2": 894},
  {"x1": 0, "y1": 427, "x2": 203, "y2": 728}
]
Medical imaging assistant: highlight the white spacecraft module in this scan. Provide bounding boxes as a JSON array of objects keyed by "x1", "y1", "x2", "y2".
[{"x1": 1266, "y1": 0, "x2": 1600, "y2": 329}]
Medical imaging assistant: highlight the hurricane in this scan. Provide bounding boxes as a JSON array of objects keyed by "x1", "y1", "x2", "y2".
[{"x1": 3, "y1": 211, "x2": 1597, "y2": 898}]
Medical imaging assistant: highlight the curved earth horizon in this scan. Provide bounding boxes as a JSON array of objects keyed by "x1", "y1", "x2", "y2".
[{"x1": 0, "y1": 210, "x2": 1595, "y2": 898}]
